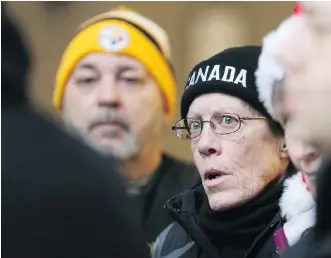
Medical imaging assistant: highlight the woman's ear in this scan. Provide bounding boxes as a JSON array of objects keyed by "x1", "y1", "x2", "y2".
[{"x1": 279, "y1": 139, "x2": 289, "y2": 159}]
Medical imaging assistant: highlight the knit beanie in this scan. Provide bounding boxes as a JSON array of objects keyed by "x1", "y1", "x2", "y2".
[
  {"x1": 53, "y1": 6, "x2": 176, "y2": 118},
  {"x1": 255, "y1": 2, "x2": 303, "y2": 120},
  {"x1": 181, "y1": 46, "x2": 272, "y2": 119}
]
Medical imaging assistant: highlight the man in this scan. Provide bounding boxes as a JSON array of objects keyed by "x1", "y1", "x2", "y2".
[
  {"x1": 2, "y1": 4, "x2": 149, "y2": 258},
  {"x1": 53, "y1": 7, "x2": 198, "y2": 244},
  {"x1": 255, "y1": 2, "x2": 331, "y2": 257}
]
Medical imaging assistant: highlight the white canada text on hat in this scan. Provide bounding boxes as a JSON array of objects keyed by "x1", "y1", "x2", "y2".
[{"x1": 186, "y1": 65, "x2": 247, "y2": 89}]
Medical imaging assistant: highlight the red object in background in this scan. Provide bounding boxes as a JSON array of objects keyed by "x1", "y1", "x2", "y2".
[{"x1": 293, "y1": 2, "x2": 303, "y2": 14}]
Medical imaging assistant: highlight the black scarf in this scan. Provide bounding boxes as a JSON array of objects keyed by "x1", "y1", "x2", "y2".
[{"x1": 198, "y1": 176, "x2": 283, "y2": 257}]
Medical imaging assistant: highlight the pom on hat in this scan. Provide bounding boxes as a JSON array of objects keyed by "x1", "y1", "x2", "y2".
[
  {"x1": 255, "y1": 2, "x2": 303, "y2": 120},
  {"x1": 293, "y1": 2, "x2": 303, "y2": 14}
]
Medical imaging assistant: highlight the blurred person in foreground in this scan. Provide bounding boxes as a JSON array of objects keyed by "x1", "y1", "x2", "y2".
[
  {"x1": 53, "y1": 6, "x2": 197, "y2": 245},
  {"x1": 255, "y1": 3, "x2": 321, "y2": 255},
  {"x1": 255, "y1": 2, "x2": 331, "y2": 257},
  {"x1": 2, "y1": 5, "x2": 149, "y2": 258},
  {"x1": 153, "y1": 46, "x2": 294, "y2": 258}
]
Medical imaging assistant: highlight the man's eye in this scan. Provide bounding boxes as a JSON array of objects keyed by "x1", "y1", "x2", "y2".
[
  {"x1": 120, "y1": 77, "x2": 142, "y2": 84},
  {"x1": 76, "y1": 77, "x2": 97, "y2": 84}
]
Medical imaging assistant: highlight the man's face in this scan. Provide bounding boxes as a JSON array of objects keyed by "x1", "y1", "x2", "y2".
[
  {"x1": 62, "y1": 53, "x2": 166, "y2": 160},
  {"x1": 188, "y1": 93, "x2": 287, "y2": 211}
]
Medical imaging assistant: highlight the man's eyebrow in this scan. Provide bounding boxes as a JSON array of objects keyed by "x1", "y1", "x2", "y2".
[
  {"x1": 118, "y1": 65, "x2": 141, "y2": 73},
  {"x1": 76, "y1": 63, "x2": 97, "y2": 71}
]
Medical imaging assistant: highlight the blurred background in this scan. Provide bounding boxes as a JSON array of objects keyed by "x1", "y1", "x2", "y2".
[{"x1": 6, "y1": 1, "x2": 294, "y2": 161}]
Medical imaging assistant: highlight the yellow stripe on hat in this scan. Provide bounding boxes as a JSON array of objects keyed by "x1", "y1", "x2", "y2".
[{"x1": 53, "y1": 18, "x2": 176, "y2": 118}]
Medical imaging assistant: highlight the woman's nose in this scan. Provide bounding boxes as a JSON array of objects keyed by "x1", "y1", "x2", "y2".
[
  {"x1": 300, "y1": 145, "x2": 318, "y2": 162},
  {"x1": 299, "y1": 145, "x2": 322, "y2": 173},
  {"x1": 197, "y1": 124, "x2": 222, "y2": 157}
]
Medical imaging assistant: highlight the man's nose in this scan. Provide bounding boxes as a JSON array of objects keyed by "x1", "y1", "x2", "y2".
[
  {"x1": 197, "y1": 123, "x2": 222, "y2": 157},
  {"x1": 97, "y1": 76, "x2": 122, "y2": 108}
]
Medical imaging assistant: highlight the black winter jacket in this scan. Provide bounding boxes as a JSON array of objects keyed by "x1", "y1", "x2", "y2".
[{"x1": 152, "y1": 184, "x2": 284, "y2": 258}]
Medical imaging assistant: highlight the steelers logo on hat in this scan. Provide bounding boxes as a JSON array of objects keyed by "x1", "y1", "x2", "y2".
[{"x1": 98, "y1": 25, "x2": 130, "y2": 52}]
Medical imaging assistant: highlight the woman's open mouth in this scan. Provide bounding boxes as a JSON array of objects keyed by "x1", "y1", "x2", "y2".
[{"x1": 203, "y1": 169, "x2": 231, "y2": 188}]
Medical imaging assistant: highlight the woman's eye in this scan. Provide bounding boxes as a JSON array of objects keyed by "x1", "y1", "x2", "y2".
[
  {"x1": 223, "y1": 116, "x2": 234, "y2": 124},
  {"x1": 215, "y1": 115, "x2": 239, "y2": 128},
  {"x1": 190, "y1": 122, "x2": 201, "y2": 130},
  {"x1": 282, "y1": 114, "x2": 290, "y2": 126},
  {"x1": 216, "y1": 115, "x2": 235, "y2": 125}
]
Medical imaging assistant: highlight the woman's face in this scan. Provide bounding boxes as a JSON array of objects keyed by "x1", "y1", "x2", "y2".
[
  {"x1": 188, "y1": 93, "x2": 288, "y2": 211},
  {"x1": 273, "y1": 84, "x2": 322, "y2": 198},
  {"x1": 284, "y1": 133, "x2": 320, "y2": 198}
]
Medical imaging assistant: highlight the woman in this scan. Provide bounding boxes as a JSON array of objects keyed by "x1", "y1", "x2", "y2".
[
  {"x1": 152, "y1": 46, "x2": 293, "y2": 258},
  {"x1": 256, "y1": 2, "x2": 331, "y2": 257},
  {"x1": 255, "y1": 2, "x2": 323, "y2": 255}
]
